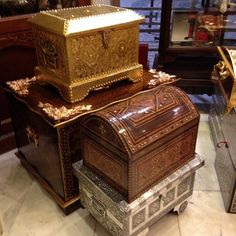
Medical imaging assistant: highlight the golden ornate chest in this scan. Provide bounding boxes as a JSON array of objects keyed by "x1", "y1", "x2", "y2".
[{"x1": 29, "y1": 5, "x2": 144, "y2": 103}]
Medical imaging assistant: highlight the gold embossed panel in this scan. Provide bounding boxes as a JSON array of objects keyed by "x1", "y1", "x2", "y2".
[
  {"x1": 33, "y1": 28, "x2": 68, "y2": 82},
  {"x1": 68, "y1": 26, "x2": 139, "y2": 82}
]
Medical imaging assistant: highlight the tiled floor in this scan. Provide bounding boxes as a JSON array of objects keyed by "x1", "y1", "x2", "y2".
[{"x1": 1, "y1": 110, "x2": 236, "y2": 236}]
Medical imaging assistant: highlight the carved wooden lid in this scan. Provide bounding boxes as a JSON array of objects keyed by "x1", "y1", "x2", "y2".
[
  {"x1": 28, "y1": 5, "x2": 144, "y2": 36},
  {"x1": 82, "y1": 86, "x2": 199, "y2": 156}
]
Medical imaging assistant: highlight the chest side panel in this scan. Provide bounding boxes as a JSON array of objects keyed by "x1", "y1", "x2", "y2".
[
  {"x1": 33, "y1": 27, "x2": 68, "y2": 83},
  {"x1": 82, "y1": 136, "x2": 128, "y2": 196},
  {"x1": 7, "y1": 92, "x2": 65, "y2": 198},
  {"x1": 130, "y1": 127, "x2": 198, "y2": 198}
]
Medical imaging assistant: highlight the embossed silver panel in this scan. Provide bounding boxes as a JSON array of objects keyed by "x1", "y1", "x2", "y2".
[{"x1": 73, "y1": 155, "x2": 204, "y2": 236}]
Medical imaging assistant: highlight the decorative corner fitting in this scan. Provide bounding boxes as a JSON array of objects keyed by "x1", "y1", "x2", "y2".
[
  {"x1": 147, "y1": 70, "x2": 177, "y2": 88},
  {"x1": 6, "y1": 77, "x2": 36, "y2": 96},
  {"x1": 38, "y1": 102, "x2": 92, "y2": 121}
]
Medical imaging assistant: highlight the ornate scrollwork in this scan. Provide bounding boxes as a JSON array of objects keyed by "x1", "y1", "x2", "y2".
[
  {"x1": 214, "y1": 60, "x2": 231, "y2": 80},
  {"x1": 42, "y1": 41, "x2": 58, "y2": 69},
  {"x1": 70, "y1": 26, "x2": 138, "y2": 81},
  {"x1": 6, "y1": 77, "x2": 36, "y2": 96},
  {"x1": 148, "y1": 69, "x2": 178, "y2": 88},
  {"x1": 34, "y1": 29, "x2": 67, "y2": 80},
  {"x1": 38, "y1": 102, "x2": 92, "y2": 121}
]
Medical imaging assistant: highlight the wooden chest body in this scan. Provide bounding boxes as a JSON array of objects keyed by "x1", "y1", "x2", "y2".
[
  {"x1": 73, "y1": 155, "x2": 204, "y2": 236},
  {"x1": 29, "y1": 5, "x2": 144, "y2": 103},
  {"x1": 81, "y1": 85, "x2": 200, "y2": 203}
]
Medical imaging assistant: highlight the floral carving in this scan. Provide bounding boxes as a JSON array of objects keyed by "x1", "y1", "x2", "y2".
[
  {"x1": 148, "y1": 69, "x2": 178, "y2": 88},
  {"x1": 38, "y1": 102, "x2": 92, "y2": 121},
  {"x1": 6, "y1": 77, "x2": 36, "y2": 96}
]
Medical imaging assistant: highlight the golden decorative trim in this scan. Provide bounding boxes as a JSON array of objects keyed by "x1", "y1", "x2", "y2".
[
  {"x1": 217, "y1": 46, "x2": 236, "y2": 79},
  {"x1": 29, "y1": 5, "x2": 144, "y2": 35},
  {"x1": 147, "y1": 70, "x2": 178, "y2": 88},
  {"x1": 6, "y1": 77, "x2": 36, "y2": 96},
  {"x1": 213, "y1": 60, "x2": 230, "y2": 80},
  {"x1": 38, "y1": 102, "x2": 92, "y2": 121}
]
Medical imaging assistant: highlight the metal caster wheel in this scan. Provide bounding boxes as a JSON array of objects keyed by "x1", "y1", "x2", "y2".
[{"x1": 173, "y1": 200, "x2": 188, "y2": 214}]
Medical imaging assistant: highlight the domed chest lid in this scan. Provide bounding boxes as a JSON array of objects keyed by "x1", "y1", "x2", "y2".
[{"x1": 83, "y1": 86, "x2": 199, "y2": 155}]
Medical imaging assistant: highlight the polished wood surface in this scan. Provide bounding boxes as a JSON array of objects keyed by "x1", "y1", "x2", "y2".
[
  {"x1": 3, "y1": 71, "x2": 154, "y2": 127},
  {"x1": 6, "y1": 89, "x2": 83, "y2": 214}
]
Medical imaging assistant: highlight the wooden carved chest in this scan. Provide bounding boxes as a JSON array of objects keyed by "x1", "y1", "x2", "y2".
[
  {"x1": 81, "y1": 85, "x2": 200, "y2": 203},
  {"x1": 28, "y1": 5, "x2": 144, "y2": 103}
]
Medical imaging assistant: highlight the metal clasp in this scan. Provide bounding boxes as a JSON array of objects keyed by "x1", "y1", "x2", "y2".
[
  {"x1": 101, "y1": 30, "x2": 111, "y2": 49},
  {"x1": 26, "y1": 126, "x2": 39, "y2": 148}
]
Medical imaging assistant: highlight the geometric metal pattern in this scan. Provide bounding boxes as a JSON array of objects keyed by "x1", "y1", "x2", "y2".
[
  {"x1": 148, "y1": 197, "x2": 161, "y2": 218},
  {"x1": 177, "y1": 177, "x2": 190, "y2": 197},
  {"x1": 73, "y1": 155, "x2": 204, "y2": 236},
  {"x1": 132, "y1": 208, "x2": 146, "y2": 230}
]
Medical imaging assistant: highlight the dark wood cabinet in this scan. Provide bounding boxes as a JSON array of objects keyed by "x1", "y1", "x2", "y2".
[
  {"x1": 3, "y1": 71, "x2": 157, "y2": 213},
  {"x1": 157, "y1": 0, "x2": 236, "y2": 94},
  {"x1": 5, "y1": 89, "x2": 82, "y2": 214}
]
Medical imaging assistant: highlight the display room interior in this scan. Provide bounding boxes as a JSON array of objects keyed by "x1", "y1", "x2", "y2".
[{"x1": 1, "y1": 0, "x2": 236, "y2": 236}]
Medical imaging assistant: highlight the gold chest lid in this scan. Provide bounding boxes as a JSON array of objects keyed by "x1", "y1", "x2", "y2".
[{"x1": 28, "y1": 4, "x2": 144, "y2": 36}]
